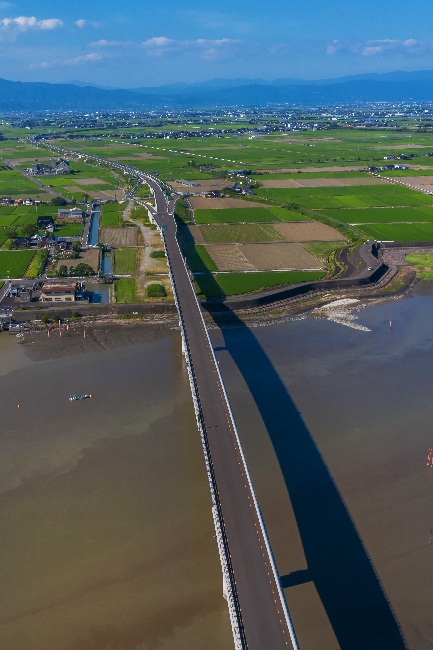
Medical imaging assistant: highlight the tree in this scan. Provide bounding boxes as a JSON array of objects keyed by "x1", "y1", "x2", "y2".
[
  {"x1": 146, "y1": 283, "x2": 167, "y2": 298},
  {"x1": 72, "y1": 241, "x2": 81, "y2": 253},
  {"x1": 41, "y1": 315, "x2": 49, "y2": 325},
  {"x1": 56, "y1": 264, "x2": 68, "y2": 277},
  {"x1": 73, "y1": 263, "x2": 95, "y2": 277},
  {"x1": 50, "y1": 197, "x2": 68, "y2": 206},
  {"x1": 21, "y1": 224, "x2": 38, "y2": 238}
]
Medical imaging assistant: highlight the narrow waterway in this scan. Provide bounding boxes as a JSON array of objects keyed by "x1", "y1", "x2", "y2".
[
  {"x1": 88, "y1": 205, "x2": 100, "y2": 247},
  {"x1": 101, "y1": 250, "x2": 112, "y2": 275}
]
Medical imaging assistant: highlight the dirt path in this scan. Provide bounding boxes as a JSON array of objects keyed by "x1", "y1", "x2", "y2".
[{"x1": 123, "y1": 202, "x2": 168, "y2": 292}]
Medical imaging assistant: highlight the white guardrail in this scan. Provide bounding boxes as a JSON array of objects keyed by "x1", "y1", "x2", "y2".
[
  {"x1": 160, "y1": 232, "x2": 246, "y2": 649},
  {"x1": 158, "y1": 207, "x2": 300, "y2": 650}
]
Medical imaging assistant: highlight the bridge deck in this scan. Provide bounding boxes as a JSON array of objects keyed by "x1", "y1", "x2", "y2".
[{"x1": 151, "y1": 182, "x2": 296, "y2": 649}]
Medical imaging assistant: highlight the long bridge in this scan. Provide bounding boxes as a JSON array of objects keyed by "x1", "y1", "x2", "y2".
[
  {"x1": 148, "y1": 176, "x2": 299, "y2": 649},
  {"x1": 32, "y1": 139, "x2": 300, "y2": 649}
]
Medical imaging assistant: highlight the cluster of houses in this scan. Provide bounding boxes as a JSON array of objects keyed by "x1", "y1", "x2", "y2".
[
  {"x1": 28, "y1": 158, "x2": 70, "y2": 176},
  {"x1": 11, "y1": 208, "x2": 84, "y2": 250},
  {"x1": 0, "y1": 197, "x2": 41, "y2": 207},
  {"x1": 368, "y1": 164, "x2": 409, "y2": 172}
]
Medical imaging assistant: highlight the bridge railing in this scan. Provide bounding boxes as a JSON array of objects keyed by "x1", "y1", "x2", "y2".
[
  {"x1": 158, "y1": 213, "x2": 300, "y2": 650},
  {"x1": 159, "y1": 228, "x2": 247, "y2": 649}
]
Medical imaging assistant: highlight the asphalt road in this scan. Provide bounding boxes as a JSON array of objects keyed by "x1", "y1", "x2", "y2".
[{"x1": 146, "y1": 176, "x2": 296, "y2": 649}]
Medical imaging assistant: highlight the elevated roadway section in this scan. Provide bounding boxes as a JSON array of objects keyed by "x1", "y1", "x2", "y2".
[{"x1": 147, "y1": 175, "x2": 299, "y2": 650}]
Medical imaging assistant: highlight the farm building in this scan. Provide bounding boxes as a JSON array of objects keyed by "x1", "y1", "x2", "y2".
[
  {"x1": 39, "y1": 286, "x2": 77, "y2": 302},
  {"x1": 57, "y1": 208, "x2": 84, "y2": 221},
  {"x1": 37, "y1": 216, "x2": 55, "y2": 228},
  {"x1": 30, "y1": 158, "x2": 70, "y2": 175}
]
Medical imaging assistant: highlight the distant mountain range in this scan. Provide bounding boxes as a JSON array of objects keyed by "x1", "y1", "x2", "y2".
[{"x1": 5, "y1": 70, "x2": 433, "y2": 111}]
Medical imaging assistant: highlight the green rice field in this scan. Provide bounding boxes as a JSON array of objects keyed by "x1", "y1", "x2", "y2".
[
  {"x1": 195, "y1": 270, "x2": 326, "y2": 299},
  {"x1": 101, "y1": 204, "x2": 123, "y2": 227},
  {"x1": 115, "y1": 278, "x2": 135, "y2": 302},
  {"x1": 55, "y1": 224, "x2": 84, "y2": 237},
  {"x1": 320, "y1": 207, "x2": 433, "y2": 224},
  {"x1": 113, "y1": 248, "x2": 138, "y2": 274},
  {"x1": 357, "y1": 223, "x2": 433, "y2": 241},
  {"x1": 0, "y1": 250, "x2": 35, "y2": 278},
  {"x1": 199, "y1": 223, "x2": 284, "y2": 244},
  {"x1": 254, "y1": 185, "x2": 433, "y2": 209},
  {"x1": 194, "y1": 206, "x2": 306, "y2": 224}
]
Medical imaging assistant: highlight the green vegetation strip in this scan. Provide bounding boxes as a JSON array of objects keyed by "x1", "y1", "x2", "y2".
[
  {"x1": 0, "y1": 250, "x2": 35, "y2": 278},
  {"x1": 193, "y1": 206, "x2": 306, "y2": 224},
  {"x1": 320, "y1": 207, "x2": 433, "y2": 224},
  {"x1": 406, "y1": 253, "x2": 433, "y2": 279},
  {"x1": 254, "y1": 185, "x2": 433, "y2": 209},
  {"x1": 101, "y1": 203, "x2": 123, "y2": 227},
  {"x1": 186, "y1": 245, "x2": 217, "y2": 272},
  {"x1": 357, "y1": 223, "x2": 433, "y2": 242},
  {"x1": 113, "y1": 247, "x2": 137, "y2": 274},
  {"x1": 115, "y1": 278, "x2": 135, "y2": 302},
  {"x1": 195, "y1": 270, "x2": 325, "y2": 299},
  {"x1": 24, "y1": 249, "x2": 48, "y2": 278}
]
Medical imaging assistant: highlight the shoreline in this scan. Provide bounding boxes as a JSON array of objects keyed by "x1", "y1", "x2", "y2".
[{"x1": 13, "y1": 268, "x2": 422, "y2": 361}]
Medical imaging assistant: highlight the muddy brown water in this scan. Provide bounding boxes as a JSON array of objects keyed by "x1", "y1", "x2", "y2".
[
  {"x1": 211, "y1": 293, "x2": 433, "y2": 650},
  {"x1": 0, "y1": 328, "x2": 232, "y2": 650},
  {"x1": 1, "y1": 291, "x2": 433, "y2": 649}
]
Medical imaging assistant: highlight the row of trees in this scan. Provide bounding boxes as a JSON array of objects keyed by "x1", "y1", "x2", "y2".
[{"x1": 55, "y1": 263, "x2": 95, "y2": 278}]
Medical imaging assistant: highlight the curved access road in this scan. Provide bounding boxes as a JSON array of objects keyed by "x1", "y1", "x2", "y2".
[{"x1": 144, "y1": 174, "x2": 299, "y2": 650}]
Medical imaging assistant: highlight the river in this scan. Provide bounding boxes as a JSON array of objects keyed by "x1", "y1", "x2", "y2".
[{"x1": 0, "y1": 287, "x2": 432, "y2": 649}]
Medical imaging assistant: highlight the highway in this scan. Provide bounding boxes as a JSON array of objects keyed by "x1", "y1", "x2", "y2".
[{"x1": 147, "y1": 176, "x2": 299, "y2": 649}]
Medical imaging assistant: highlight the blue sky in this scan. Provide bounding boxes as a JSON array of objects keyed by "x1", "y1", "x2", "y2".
[{"x1": 3, "y1": 0, "x2": 433, "y2": 86}]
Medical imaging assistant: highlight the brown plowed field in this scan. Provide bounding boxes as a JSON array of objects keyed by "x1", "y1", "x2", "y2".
[
  {"x1": 88, "y1": 189, "x2": 126, "y2": 201},
  {"x1": 188, "y1": 196, "x2": 265, "y2": 210},
  {"x1": 274, "y1": 221, "x2": 346, "y2": 242},
  {"x1": 99, "y1": 227, "x2": 138, "y2": 248},
  {"x1": 241, "y1": 242, "x2": 323, "y2": 270},
  {"x1": 395, "y1": 176, "x2": 433, "y2": 192},
  {"x1": 206, "y1": 245, "x2": 254, "y2": 271},
  {"x1": 186, "y1": 225, "x2": 206, "y2": 245},
  {"x1": 63, "y1": 186, "x2": 83, "y2": 193},
  {"x1": 54, "y1": 249, "x2": 100, "y2": 273},
  {"x1": 260, "y1": 177, "x2": 387, "y2": 188},
  {"x1": 206, "y1": 243, "x2": 323, "y2": 271},
  {"x1": 170, "y1": 180, "x2": 233, "y2": 193}
]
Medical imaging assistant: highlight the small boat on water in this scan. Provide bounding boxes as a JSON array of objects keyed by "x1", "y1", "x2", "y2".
[{"x1": 69, "y1": 394, "x2": 93, "y2": 401}]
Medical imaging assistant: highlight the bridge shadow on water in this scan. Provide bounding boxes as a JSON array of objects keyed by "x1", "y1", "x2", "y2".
[{"x1": 208, "y1": 305, "x2": 407, "y2": 650}]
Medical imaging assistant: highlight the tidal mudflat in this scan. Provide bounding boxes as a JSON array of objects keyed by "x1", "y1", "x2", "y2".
[{"x1": 0, "y1": 327, "x2": 232, "y2": 650}]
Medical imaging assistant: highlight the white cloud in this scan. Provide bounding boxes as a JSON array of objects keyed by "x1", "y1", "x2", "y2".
[
  {"x1": 1, "y1": 15, "x2": 63, "y2": 31},
  {"x1": 90, "y1": 39, "x2": 132, "y2": 47},
  {"x1": 326, "y1": 38, "x2": 423, "y2": 57},
  {"x1": 65, "y1": 52, "x2": 101, "y2": 65},
  {"x1": 75, "y1": 19, "x2": 101, "y2": 29},
  {"x1": 142, "y1": 36, "x2": 242, "y2": 60},
  {"x1": 143, "y1": 36, "x2": 174, "y2": 48},
  {"x1": 30, "y1": 52, "x2": 102, "y2": 69}
]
